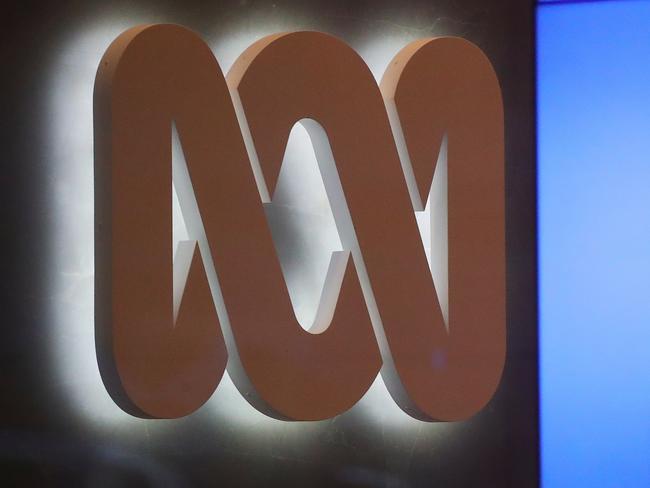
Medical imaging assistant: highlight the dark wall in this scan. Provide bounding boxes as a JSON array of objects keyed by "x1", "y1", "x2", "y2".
[{"x1": 0, "y1": 1, "x2": 537, "y2": 486}]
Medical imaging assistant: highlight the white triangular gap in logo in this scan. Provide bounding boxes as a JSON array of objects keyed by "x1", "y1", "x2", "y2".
[{"x1": 415, "y1": 136, "x2": 449, "y2": 329}]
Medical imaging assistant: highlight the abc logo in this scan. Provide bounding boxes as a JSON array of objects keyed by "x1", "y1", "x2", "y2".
[{"x1": 94, "y1": 24, "x2": 505, "y2": 422}]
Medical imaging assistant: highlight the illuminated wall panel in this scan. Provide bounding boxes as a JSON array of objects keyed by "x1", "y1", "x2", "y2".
[{"x1": 538, "y1": 1, "x2": 650, "y2": 487}]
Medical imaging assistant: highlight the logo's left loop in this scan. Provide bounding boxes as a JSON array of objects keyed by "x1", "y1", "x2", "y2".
[{"x1": 94, "y1": 24, "x2": 228, "y2": 419}]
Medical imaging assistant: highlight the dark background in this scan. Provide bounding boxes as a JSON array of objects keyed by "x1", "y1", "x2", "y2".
[{"x1": 1, "y1": 1, "x2": 537, "y2": 486}]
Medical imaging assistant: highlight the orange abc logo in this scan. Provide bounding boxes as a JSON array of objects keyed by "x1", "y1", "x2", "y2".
[{"x1": 94, "y1": 24, "x2": 505, "y2": 422}]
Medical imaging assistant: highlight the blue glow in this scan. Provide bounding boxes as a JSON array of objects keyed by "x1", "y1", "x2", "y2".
[{"x1": 538, "y1": 1, "x2": 650, "y2": 487}]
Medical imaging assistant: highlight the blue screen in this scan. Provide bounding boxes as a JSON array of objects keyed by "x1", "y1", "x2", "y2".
[{"x1": 538, "y1": 1, "x2": 650, "y2": 486}]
